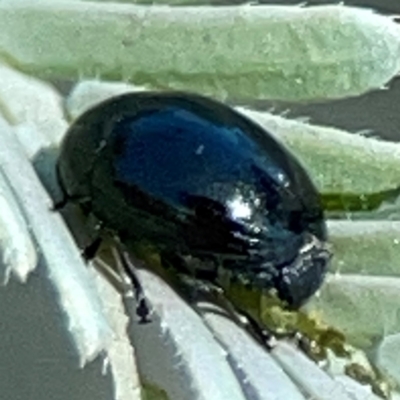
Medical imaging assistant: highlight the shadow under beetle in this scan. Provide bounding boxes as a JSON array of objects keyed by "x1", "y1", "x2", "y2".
[{"x1": 56, "y1": 91, "x2": 331, "y2": 321}]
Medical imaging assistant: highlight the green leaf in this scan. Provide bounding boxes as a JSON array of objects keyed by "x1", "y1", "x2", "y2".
[{"x1": 0, "y1": 1, "x2": 399, "y2": 101}]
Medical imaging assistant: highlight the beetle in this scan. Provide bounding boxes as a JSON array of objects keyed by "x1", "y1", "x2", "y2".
[{"x1": 56, "y1": 91, "x2": 331, "y2": 317}]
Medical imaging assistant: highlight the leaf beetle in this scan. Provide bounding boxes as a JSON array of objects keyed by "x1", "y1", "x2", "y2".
[{"x1": 56, "y1": 91, "x2": 331, "y2": 316}]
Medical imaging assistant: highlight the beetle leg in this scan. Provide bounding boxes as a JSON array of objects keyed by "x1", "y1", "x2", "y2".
[
  {"x1": 82, "y1": 236, "x2": 103, "y2": 260},
  {"x1": 171, "y1": 271, "x2": 276, "y2": 349},
  {"x1": 160, "y1": 252, "x2": 276, "y2": 348},
  {"x1": 52, "y1": 194, "x2": 92, "y2": 211},
  {"x1": 111, "y1": 239, "x2": 151, "y2": 324}
]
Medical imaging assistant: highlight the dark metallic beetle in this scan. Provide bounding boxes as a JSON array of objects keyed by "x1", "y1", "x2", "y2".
[{"x1": 57, "y1": 91, "x2": 330, "y2": 309}]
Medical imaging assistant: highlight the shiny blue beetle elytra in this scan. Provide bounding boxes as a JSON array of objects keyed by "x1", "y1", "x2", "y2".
[{"x1": 57, "y1": 91, "x2": 331, "y2": 309}]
